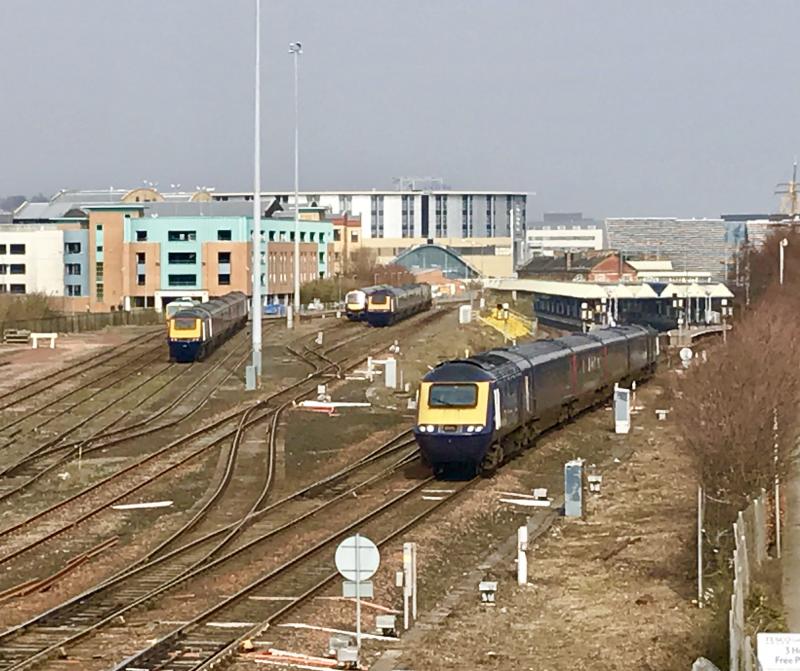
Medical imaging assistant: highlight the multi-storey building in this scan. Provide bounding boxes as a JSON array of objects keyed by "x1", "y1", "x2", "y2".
[
  {"x1": 215, "y1": 189, "x2": 528, "y2": 269},
  {"x1": 605, "y1": 217, "x2": 731, "y2": 281},
  {"x1": 524, "y1": 212, "x2": 605, "y2": 261},
  {"x1": 8, "y1": 198, "x2": 333, "y2": 311}
]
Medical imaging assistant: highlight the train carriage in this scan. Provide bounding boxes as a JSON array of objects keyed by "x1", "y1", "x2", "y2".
[
  {"x1": 414, "y1": 325, "x2": 658, "y2": 475},
  {"x1": 167, "y1": 292, "x2": 249, "y2": 363},
  {"x1": 344, "y1": 285, "x2": 387, "y2": 321},
  {"x1": 364, "y1": 283, "x2": 432, "y2": 327}
]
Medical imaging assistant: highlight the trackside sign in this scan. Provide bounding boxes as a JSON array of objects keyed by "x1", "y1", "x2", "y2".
[{"x1": 757, "y1": 633, "x2": 800, "y2": 670}]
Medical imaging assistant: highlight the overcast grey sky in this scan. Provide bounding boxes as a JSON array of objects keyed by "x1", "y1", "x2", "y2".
[{"x1": 1, "y1": 1, "x2": 798, "y2": 218}]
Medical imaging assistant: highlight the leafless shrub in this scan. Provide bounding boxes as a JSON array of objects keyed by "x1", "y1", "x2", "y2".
[
  {"x1": 0, "y1": 293, "x2": 55, "y2": 325},
  {"x1": 676, "y1": 228, "x2": 800, "y2": 533}
]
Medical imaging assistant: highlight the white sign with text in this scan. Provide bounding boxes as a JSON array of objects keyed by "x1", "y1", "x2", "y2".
[{"x1": 757, "y1": 632, "x2": 800, "y2": 670}]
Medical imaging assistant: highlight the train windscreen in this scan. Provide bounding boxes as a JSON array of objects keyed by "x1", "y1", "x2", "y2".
[
  {"x1": 428, "y1": 383, "x2": 478, "y2": 408},
  {"x1": 172, "y1": 317, "x2": 197, "y2": 331}
]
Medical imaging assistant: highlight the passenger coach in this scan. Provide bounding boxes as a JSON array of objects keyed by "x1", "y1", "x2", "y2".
[
  {"x1": 414, "y1": 325, "x2": 658, "y2": 475},
  {"x1": 167, "y1": 292, "x2": 249, "y2": 363},
  {"x1": 363, "y1": 283, "x2": 432, "y2": 327}
]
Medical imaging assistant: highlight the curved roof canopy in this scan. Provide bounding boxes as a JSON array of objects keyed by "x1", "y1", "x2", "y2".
[{"x1": 392, "y1": 244, "x2": 480, "y2": 279}]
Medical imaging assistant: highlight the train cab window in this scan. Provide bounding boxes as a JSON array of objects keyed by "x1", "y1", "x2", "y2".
[
  {"x1": 173, "y1": 317, "x2": 197, "y2": 330},
  {"x1": 429, "y1": 383, "x2": 478, "y2": 408},
  {"x1": 371, "y1": 294, "x2": 389, "y2": 304}
]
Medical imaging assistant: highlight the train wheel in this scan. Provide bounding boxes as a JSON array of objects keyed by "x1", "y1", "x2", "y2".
[{"x1": 480, "y1": 443, "x2": 504, "y2": 477}]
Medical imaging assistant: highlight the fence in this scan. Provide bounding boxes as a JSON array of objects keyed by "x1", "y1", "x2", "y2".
[
  {"x1": 728, "y1": 489, "x2": 770, "y2": 671},
  {"x1": 0, "y1": 310, "x2": 161, "y2": 336}
]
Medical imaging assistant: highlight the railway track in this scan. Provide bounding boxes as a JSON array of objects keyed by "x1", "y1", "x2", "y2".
[
  {"x1": 0, "y1": 329, "x2": 163, "y2": 411},
  {"x1": 0, "y1": 329, "x2": 165, "y2": 420},
  {"x1": 0, "y1": 308, "x2": 454, "y2": 669},
  {"x1": 0, "y1": 334, "x2": 254, "y2": 499},
  {"x1": 0, "y1": 309, "x2": 446, "y2": 576},
  {"x1": 111, "y1": 474, "x2": 474, "y2": 671},
  {"x1": 0, "y1": 431, "x2": 421, "y2": 670}
]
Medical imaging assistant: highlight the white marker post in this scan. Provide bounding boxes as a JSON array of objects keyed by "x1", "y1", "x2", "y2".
[{"x1": 517, "y1": 525, "x2": 528, "y2": 585}]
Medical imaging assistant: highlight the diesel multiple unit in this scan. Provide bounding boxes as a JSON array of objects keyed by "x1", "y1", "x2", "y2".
[
  {"x1": 363, "y1": 283, "x2": 432, "y2": 327},
  {"x1": 167, "y1": 292, "x2": 249, "y2": 362},
  {"x1": 414, "y1": 326, "x2": 658, "y2": 475}
]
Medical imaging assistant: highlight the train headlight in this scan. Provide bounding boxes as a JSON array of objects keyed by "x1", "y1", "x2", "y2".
[
  {"x1": 466, "y1": 425, "x2": 475, "y2": 433},
  {"x1": 426, "y1": 425, "x2": 435, "y2": 433},
  {"x1": 476, "y1": 425, "x2": 484, "y2": 432}
]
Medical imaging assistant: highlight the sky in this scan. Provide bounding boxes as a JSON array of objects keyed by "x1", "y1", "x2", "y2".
[{"x1": 1, "y1": 0, "x2": 799, "y2": 218}]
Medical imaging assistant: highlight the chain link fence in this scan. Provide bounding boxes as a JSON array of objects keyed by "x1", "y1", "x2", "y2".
[{"x1": 0, "y1": 310, "x2": 161, "y2": 336}]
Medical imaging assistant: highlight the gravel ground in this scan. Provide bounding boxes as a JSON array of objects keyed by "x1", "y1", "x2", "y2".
[{"x1": 225, "y1": 369, "x2": 711, "y2": 671}]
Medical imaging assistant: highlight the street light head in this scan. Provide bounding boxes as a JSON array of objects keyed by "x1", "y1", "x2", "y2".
[
  {"x1": 289, "y1": 42, "x2": 302, "y2": 54},
  {"x1": 781, "y1": 238, "x2": 789, "y2": 247}
]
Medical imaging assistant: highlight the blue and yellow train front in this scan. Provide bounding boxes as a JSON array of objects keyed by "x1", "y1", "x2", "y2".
[
  {"x1": 364, "y1": 293, "x2": 394, "y2": 327},
  {"x1": 168, "y1": 316, "x2": 204, "y2": 363},
  {"x1": 414, "y1": 377, "x2": 495, "y2": 469}
]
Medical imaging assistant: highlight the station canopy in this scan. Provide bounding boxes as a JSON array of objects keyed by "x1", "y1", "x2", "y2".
[{"x1": 392, "y1": 244, "x2": 480, "y2": 280}]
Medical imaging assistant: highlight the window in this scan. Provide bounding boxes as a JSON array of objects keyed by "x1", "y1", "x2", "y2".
[
  {"x1": 65, "y1": 242, "x2": 81, "y2": 254},
  {"x1": 10, "y1": 244, "x2": 25, "y2": 255},
  {"x1": 217, "y1": 229, "x2": 232, "y2": 241},
  {"x1": 339, "y1": 195, "x2": 352, "y2": 212},
  {"x1": 461, "y1": 195, "x2": 473, "y2": 237},
  {"x1": 9, "y1": 284, "x2": 25, "y2": 294},
  {"x1": 97, "y1": 245, "x2": 103, "y2": 252},
  {"x1": 333, "y1": 229, "x2": 341, "y2": 242},
  {"x1": 218, "y1": 273, "x2": 231, "y2": 286},
  {"x1": 96, "y1": 284, "x2": 104, "y2": 300},
  {"x1": 137, "y1": 274, "x2": 146, "y2": 286},
  {"x1": 0, "y1": 265, "x2": 5, "y2": 274},
  {"x1": 167, "y1": 230, "x2": 196, "y2": 242},
  {"x1": 9, "y1": 264, "x2": 25, "y2": 274},
  {"x1": 136, "y1": 252, "x2": 146, "y2": 264},
  {"x1": 95, "y1": 262, "x2": 104, "y2": 280},
  {"x1": 0, "y1": 245, "x2": 5, "y2": 254},
  {"x1": 300, "y1": 232, "x2": 306, "y2": 242},
  {"x1": 0, "y1": 285, "x2": 5, "y2": 293},
  {"x1": 268, "y1": 231, "x2": 276, "y2": 242},
  {"x1": 370, "y1": 195, "x2": 384, "y2": 238},
  {"x1": 136, "y1": 230, "x2": 147, "y2": 242},
  {"x1": 173, "y1": 317, "x2": 197, "y2": 330},
  {"x1": 350, "y1": 232, "x2": 359, "y2": 243},
  {"x1": 168, "y1": 252, "x2": 197, "y2": 265},
  {"x1": 218, "y1": 252, "x2": 231, "y2": 264},
  {"x1": 67, "y1": 285, "x2": 82, "y2": 296},
  {"x1": 96, "y1": 224, "x2": 103, "y2": 231},
  {"x1": 401, "y1": 195, "x2": 415, "y2": 238},
  {"x1": 428, "y1": 383, "x2": 478, "y2": 408},
  {"x1": 435, "y1": 195, "x2": 448, "y2": 237},
  {"x1": 168, "y1": 274, "x2": 196, "y2": 287},
  {"x1": 486, "y1": 195, "x2": 495, "y2": 236},
  {"x1": 66, "y1": 263, "x2": 81, "y2": 275}
]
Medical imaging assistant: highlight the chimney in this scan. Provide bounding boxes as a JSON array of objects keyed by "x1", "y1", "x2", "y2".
[{"x1": 566, "y1": 251, "x2": 572, "y2": 271}]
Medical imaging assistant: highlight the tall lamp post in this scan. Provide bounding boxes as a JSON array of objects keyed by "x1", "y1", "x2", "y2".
[
  {"x1": 780, "y1": 238, "x2": 788, "y2": 286},
  {"x1": 247, "y1": 0, "x2": 263, "y2": 390},
  {"x1": 289, "y1": 41, "x2": 302, "y2": 324}
]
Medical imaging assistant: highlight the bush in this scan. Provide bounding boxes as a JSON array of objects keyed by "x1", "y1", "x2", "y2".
[{"x1": 0, "y1": 294, "x2": 55, "y2": 325}]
